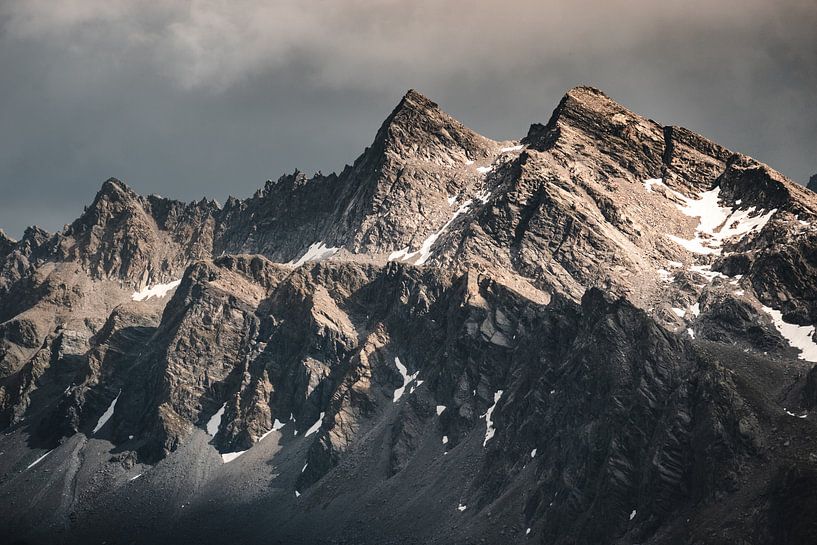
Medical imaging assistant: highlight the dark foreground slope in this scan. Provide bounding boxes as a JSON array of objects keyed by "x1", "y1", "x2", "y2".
[{"x1": 2, "y1": 88, "x2": 817, "y2": 545}]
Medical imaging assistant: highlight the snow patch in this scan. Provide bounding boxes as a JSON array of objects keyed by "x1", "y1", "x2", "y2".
[
  {"x1": 206, "y1": 402, "x2": 226, "y2": 436},
  {"x1": 687, "y1": 328, "x2": 695, "y2": 339},
  {"x1": 436, "y1": 405, "x2": 446, "y2": 415},
  {"x1": 26, "y1": 450, "x2": 53, "y2": 470},
  {"x1": 671, "y1": 307, "x2": 685, "y2": 318},
  {"x1": 388, "y1": 200, "x2": 473, "y2": 266},
  {"x1": 667, "y1": 234, "x2": 715, "y2": 255},
  {"x1": 761, "y1": 305, "x2": 817, "y2": 362},
  {"x1": 643, "y1": 178, "x2": 664, "y2": 193},
  {"x1": 221, "y1": 450, "x2": 246, "y2": 463},
  {"x1": 388, "y1": 247, "x2": 410, "y2": 261},
  {"x1": 257, "y1": 417, "x2": 286, "y2": 441},
  {"x1": 409, "y1": 379, "x2": 424, "y2": 394},
  {"x1": 304, "y1": 413, "x2": 325, "y2": 437},
  {"x1": 476, "y1": 166, "x2": 492, "y2": 174},
  {"x1": 292, "y1": 242, "x2": 339, "y2": 267},
  {"x1": 442, "y1": 435, "x2": 449, "y2": 445},
  {"x1": 93, "y1": 390, "x2": 121, "y2": 434},
  {"x1": 666, "y1": 186, "x2": 776, "y2": 255},
  {"x1": 129, "y1": 473, "x2": 143, "y2": 481},
  {"x1": 447, "y1": 195, "x2": 457, "y2": 206},
  {"x1": 530, "y1": 448, "x2": 537, "y2": 458},
  {"x1": 457, "y1": 503, "x2": 467, "y2": 512},
  {"x1": 393, "y1": 357, "x2": 419, "y2": 401},
  {"x1": 482, "y1": 390, "x2": 504, "y2": 447},
  {"x1": 784, "y1": 408, "x2": 808, "y2": 419},
  {"x1": 629, "y1": 509, "x2": 637, "y2": 520},
  {"x1": 499, "y1": 144, "x2": 524, "y2": 153},
  {"x1": 689, "y1": 264, "x2": 726, "y2": 283},
  {"x1": 131, "y1": 280, "x2": 181, "y2": 302}
]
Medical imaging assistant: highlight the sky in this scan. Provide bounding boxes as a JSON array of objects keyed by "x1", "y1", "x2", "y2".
[{"x1": 0, "y1": 0, "x2": 815, "y2": 239}]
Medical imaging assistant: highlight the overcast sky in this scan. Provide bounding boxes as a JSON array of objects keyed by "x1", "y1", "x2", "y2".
[{"x1": 0, "y1": 0, "x2": 815, "y2": 238}]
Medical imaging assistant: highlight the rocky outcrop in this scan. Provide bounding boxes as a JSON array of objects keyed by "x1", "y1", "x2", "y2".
[
  {"x1": 215, "y1": 90, "x2": 499, "y2": 263},
  {"x1": 662, "y1": 125, "x2": 732, "y2": 191},
  {"x1": 64, "y1": 178, "x2": 219, "y2": 286},
  {"x1": 0, "y1": 230, "x2": 14, "y2": 261}
]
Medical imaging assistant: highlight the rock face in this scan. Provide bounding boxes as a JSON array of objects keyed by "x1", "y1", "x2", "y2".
[
  {"x1": 808, "y1": 173, "x2": 817, "y2": 193},
  {"x1": 2, "y1": 88, "x2": 817, "y2": 545}
]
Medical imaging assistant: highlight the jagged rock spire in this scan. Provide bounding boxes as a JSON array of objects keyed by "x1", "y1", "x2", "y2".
[
  {"x1": 0, "y1": 228, "x2": 15, "y2": 259},
  {"x1": 808, "y1": 173, "x2": 817, "y2": 192}
]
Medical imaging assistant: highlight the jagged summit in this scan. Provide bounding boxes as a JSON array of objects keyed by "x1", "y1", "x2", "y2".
[
  {"x1": 395, "y1": 88, "x2": 438, "y2": 113},
  {"x1": 0, "y1": 230, "x2": 15, "y2": 260},
  {"x1": 99, "y1": 176, "x2": 132, "y2": 194},
  {"x1": 367, "y1": 87, "x2": 493, "y2": 164},
  {"x1": 21, "y1": 225, "x2": 50, "y2": 243},
  {"x1": 71, "y1": 177, "x2": 144, "y2": 231},
  {"x1": 79, "y1": 177, "x2": 140, "y2": 211},
  {"x1": 524, "y1": 86, "x2": 640, "y2": 143},
  {"x1": 0, "y1": 229, "x2": 15, "y2": 245}
]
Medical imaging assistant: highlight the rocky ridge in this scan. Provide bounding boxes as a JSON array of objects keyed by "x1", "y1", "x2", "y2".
[{"x1": 1, "y1": 87, "x2": 817, "y2": 545}]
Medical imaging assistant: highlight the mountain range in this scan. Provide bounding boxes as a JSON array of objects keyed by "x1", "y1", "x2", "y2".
[{"x1": 2, "y1": 86, "x2": 817, "y2": 545}]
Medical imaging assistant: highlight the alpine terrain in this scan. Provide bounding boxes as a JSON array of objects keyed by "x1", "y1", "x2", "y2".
[{"x1": 2, "y1": 87, "x2": 817, "y2": 545}]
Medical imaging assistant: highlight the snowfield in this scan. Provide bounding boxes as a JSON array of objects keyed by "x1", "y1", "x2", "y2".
[
  {"x1": 292, "y1": 242, "x2": 339, "y2": 267},
  {"x1": 761, "y1": 305, "x2": 817, "y2": 362},
  {"x1": 132, "y1": 279, "x2": 181, "y2": 301},
  {"x1": 663, "y1": 185, "x2": 776, "y2": 255}
]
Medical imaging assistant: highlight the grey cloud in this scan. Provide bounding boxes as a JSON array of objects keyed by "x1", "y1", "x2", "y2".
[{"x1": 0, "y1": 0, "x2": 815, "y2": 238}]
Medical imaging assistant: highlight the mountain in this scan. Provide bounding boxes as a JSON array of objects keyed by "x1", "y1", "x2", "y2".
[
  {"x1": 2, "y1": 87, "x2": 817, "y2": 545},
  {"x1": 808, "y1": 173, "x2": 817, "y2": 193}
]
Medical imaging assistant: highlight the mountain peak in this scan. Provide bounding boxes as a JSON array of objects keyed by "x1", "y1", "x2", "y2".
[
  {"x1": 563, "y1": 85, "x2": 610, "y2": 102},
  {"x1": 22, "y1": 225, "x2": 49, "y2": 239},
  {"x1": 364, "y1": 88, "x2": 492, "y2": 164},
  {"x1": 379, "y1": 88, "x2": 443, "y2": 136},
  {"x1": 0, "y1": 229, "x2": 15, "y2": 259},
  {"x1": 0, "y1": 228, "x2": 14, "y2": 244},
  {"x1": 395, "y1": 88, "x2": 437, "y2": 112},
  {"x1": 96, "y1": 177, "x2": 137, "y2": 201},
  {"x1": 549, "y1": 85, "x2": 650, "y2": 134},
  {"x1": 68, "y1": 178, "x2": 141, "y2": 235},
  {"x1": 20, "y1": 225, "x2": 50, "y2": 249},
  {"x1": 523, "y1": 85, "x2": 630, "y2": 150},
  {"x1": 523, "y1": 85, "x2": 667, "y2": 180},
  {"x1": 808, "y1": 173, "x2": 817, "y2": 193}
]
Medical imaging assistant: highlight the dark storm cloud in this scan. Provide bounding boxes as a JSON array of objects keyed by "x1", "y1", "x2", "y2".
[{"x1": 0, "y1": 0, "x2": 815, "y2": 238}]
